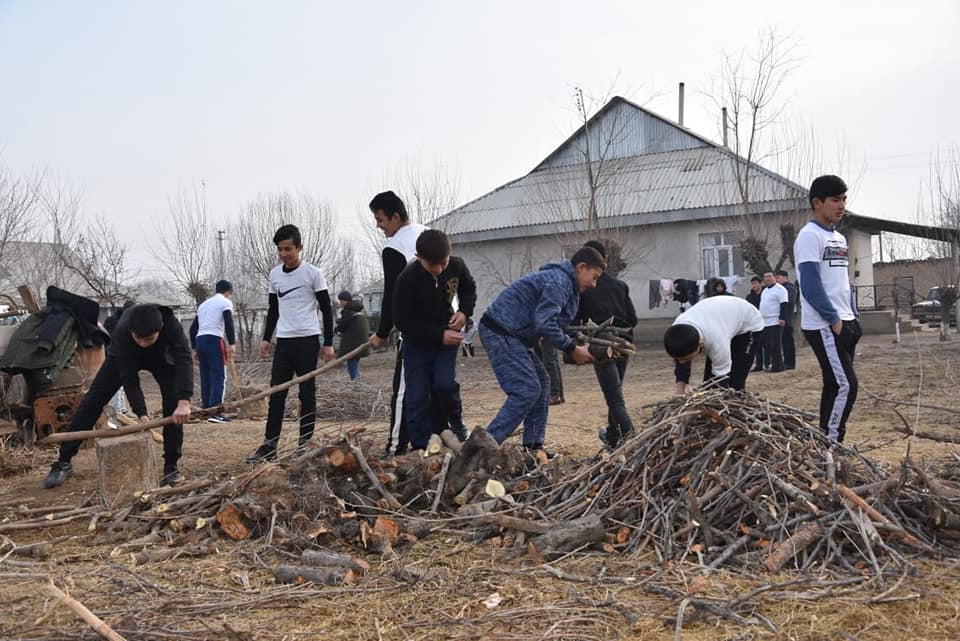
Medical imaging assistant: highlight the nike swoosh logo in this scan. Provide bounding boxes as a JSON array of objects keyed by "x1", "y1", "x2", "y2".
[{"x1": 277, "y1": 286, "x2": 302, "y2": 298}]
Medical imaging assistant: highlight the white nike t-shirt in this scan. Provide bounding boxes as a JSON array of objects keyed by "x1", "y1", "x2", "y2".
[
  {"x1": 268, "y1": 261, "x2": 328, "y2": 338},
  {"x1": 673, "y1": 296, "x2": 764, "y2": 376},
  {"x1": 794, "y1": 220, "x2": 854, "y2": 330}
]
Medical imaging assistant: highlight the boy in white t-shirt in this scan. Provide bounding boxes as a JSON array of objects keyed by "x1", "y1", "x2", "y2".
[
  {"x1": 758, "y1": 271, "x2": 789, "y2": 372},
  {"x1": 794, "y1": 175, "x2": 862, "y2": 443},
  {"x1": 664, "y1": 296, "x2": 764, "y2": 392},
  {"x1": 189, "y1": 280, "x2": 236, "y2": 423},
  {"x1": 246, "y1": 225, "x2": 335, "y2": 462}
]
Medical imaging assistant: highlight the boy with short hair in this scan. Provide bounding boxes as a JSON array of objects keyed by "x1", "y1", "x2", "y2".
[
  {"x1": 575, "y1": 240, "x2": 638, "y2": 449},
  {"x1": 745, "y1": 276, "x2": 765, "y2": 371},
  {"x1": 665, "y1": 295, "x2": 764, "y2": 393},
  {"x1": 479, "y1": 247, "x2": 603, "y2": 455},
  {"x1": 190, "y1": 280, "x2": 236, "y2": 422},
  {"x1": 43, "y1": 304, "x2": 194, "y2": 488},
  {"x1": 246, "y1": 225, "x2": 335, "y2": 463},
  {"x1": 393, "y1": 229, "x2": 476, "y2": 451},
  {"x1": 794, "y1": 175, "x2": 861, "y2": 443},
  {"x1": 759, "y1": 271, "x2": 789, "y2": 372},
  {"x1": 774, "y1": 269, "x2": 798, "y2": 369}
]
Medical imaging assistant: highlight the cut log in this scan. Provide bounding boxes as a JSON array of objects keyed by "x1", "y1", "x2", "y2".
[
  {"x1": 327, "y1": 447, "x2": 359, "y2": 473},
  {"x1": 763, "y1": 521, "x2": 824, "y2": 573},
  {"x1": 215, "y1": 465, "x2": 293, "y2": 540},
  {"x1": 300, "y1": 549, "x2": 370, "y2": 575},
  {"x1": 275, "y1": 564, "x2": 354, "y2": 586},
  {"x1": 96, "y1": 432, "x2": 158, "y2": 506},
  {"x1": 446, "y1": 428, "x2": 501, "y2": 497},
  {"x1": 528, "y1": 514, "x2": 605, "y2": 558}
]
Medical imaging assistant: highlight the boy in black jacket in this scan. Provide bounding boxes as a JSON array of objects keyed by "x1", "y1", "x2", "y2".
[
  {"x1": 43, "y1": 304, "x2": 194, "y2": 489},
  {"x1": 575, "y1": 241, "x2": 638, "y2": 448},
  {"x1": 393, "y1": 230, "x2": 476, "y2": 451}
]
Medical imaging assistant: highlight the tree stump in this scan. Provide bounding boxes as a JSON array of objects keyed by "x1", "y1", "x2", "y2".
[{"x1": 96, "y1": 432, "x2": 158, "y2": 506}]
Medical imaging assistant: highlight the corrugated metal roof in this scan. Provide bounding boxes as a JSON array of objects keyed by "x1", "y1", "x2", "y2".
[
  {"x1": 535, "y1": 98, "x2": 708, "y2": 170},
  {"x1": 434, "y1": 147, "x2": 807, "y2": 238},
  {"x1": 432, "y1": 97, "x2": 809, "y2": 241}
]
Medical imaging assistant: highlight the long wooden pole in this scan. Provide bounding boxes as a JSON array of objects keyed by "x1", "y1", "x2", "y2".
[{"x1": 40, "y1": 341, "x2": 373, "y2": 445}]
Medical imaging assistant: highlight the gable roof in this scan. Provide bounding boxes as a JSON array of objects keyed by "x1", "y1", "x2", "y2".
[{"x1": 432, "y1": 96, "x2": 809, "y2": 243}]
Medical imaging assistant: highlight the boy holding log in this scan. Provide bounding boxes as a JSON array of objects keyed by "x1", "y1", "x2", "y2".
[
  {"x1": 574, "y1": 240, "x2": 637, "y2": 448},
  {"x1": 479, "y1": 247, "x2": 603, "y2": 457},
  {"x1": 664, "y1": 295, "x2": 764, "y2": 393},
  {"x1": 393, "y1": 229, "x2": 476, "y2": 452},
  {"x1": 43, "y1": 304, "x2": 193, "y2": 488},
  {"x1": 246, "y1": 224, "x2": 335, "y2": 463}
]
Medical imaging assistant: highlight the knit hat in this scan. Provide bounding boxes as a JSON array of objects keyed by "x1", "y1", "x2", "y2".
[
  {"x1": 337, "y1": 290, "x2": 353, "y2": 302},
  {"x1": 215, "y1": 280, "x2": 233, "y2": 294}
]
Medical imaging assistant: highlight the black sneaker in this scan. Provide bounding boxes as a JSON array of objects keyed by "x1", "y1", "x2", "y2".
[
  {"x1": 245, "y1": 443, "x2": 277, "y2": 464},
  {"x1": 450, "y1": 423, "x2": 469, "y2": 442},
  {"x1": 162, "y1": 466, "x2": 182, "y2": 486},
  {"x1": 598, "y1": 428, "x2": 610, "y2": 447},
  {"x1": 43, "y1": 461, "x2": 73, "y2": 489}
]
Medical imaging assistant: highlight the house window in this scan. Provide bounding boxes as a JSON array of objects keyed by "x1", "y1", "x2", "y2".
[{"x1": 700, "y1": 232, "x2": 744, "y2": 279}]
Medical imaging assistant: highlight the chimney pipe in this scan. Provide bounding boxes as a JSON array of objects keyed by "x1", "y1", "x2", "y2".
[
  {"x1": 678, "y1": 82, "x2": 685, "y2": 127},
  {"x1": 722, "y1": 107, "x2": 729, "y2": 147}
]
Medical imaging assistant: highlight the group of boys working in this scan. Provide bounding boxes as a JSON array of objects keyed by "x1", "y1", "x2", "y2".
[
  {"x1": 665, "y1": 174, "x2": 862, "y2": 444},
  {"x1": 42, "y1": 175, "x2": 860, "y2": 490}
]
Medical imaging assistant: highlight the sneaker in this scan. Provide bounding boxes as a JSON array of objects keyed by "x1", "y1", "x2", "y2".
[
  {"x1": 549, "y1": 395, "x2": 564, "y2": 406},
  {"x1": 598, "y1": 428, "x2": 610, "y2": 447},
  {"x1": 750, "y1": 367, "x2": 764, "y2": 372},
  {"x1": 207, "y1": 415, "x2": 229, "y2": 424},
  {"x1": 296, "y1": 437, "x2": 312, "y2": 456},
  {"x1": 245, "y1": 443, "x2": 277, "y2": 464},
  {"x1": 162, "y1": 466, "x2": 182, "y2": 486},
  {"x1": 43, "y1": 461, "x2": 73, "y2": 489}
]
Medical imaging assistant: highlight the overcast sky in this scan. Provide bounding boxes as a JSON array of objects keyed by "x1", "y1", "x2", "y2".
[{"x1": 1, "y1": 1, "x2": 958, "y2": 275}]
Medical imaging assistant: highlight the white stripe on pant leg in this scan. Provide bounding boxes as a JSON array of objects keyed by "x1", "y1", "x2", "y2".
[
  {"x1": 388, "y1": 359, "x2": 406, "y2": 454},
  {"x1": 820, "y1": 327, "x2": 849, "y2": 442}
]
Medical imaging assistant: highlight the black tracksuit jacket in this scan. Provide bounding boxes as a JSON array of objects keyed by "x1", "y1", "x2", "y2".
[
  {"x1": 393, "y1": 257, "x2": 477, "y2": 349},
  {"x1": 575, "y1": 273, "x2": 638, "y2": 328}
]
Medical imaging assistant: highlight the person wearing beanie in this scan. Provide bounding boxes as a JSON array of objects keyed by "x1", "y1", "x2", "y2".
[
  {"x1": 44, "y1": 304, "x2": 194, "y2": 489},
  {"x1": 794, "y1": 175, "x2": 861, "y2": 443},
  {"x1": 335, "y1": 290, "x2": 369, "y2": 381},
  {"x1": 189, "y1": 280, "x2": 236, "y2": 423}
]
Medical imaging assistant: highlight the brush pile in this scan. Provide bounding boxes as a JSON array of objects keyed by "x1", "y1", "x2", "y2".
[
  {"x1": 4, "y1": 390, "x2": 960, "y2": 582},
  {"x1": 283, "y1": 379, "x2": 389, "y2": 422}
]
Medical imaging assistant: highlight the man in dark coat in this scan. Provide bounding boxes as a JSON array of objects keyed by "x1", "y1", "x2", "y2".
[
  {"x1": 575, "y1": 241, "x2": 638, "y2": 448},
  {"x1": 43, "y1": 304, "x2": 194, "y2": 489},
  {"x1": 335, "y1": 291, "x2": 370, "y2": 381}
]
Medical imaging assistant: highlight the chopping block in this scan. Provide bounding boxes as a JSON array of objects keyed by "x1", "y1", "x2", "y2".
[{"x1": 96, "y1": 432, "x2": 158, "y2": 505}]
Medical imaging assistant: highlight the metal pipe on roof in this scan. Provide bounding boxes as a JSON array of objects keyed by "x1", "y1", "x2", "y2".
[
  {"x1": 678, "y1": 82, "x2": 685, "y2": 126},
  {"x1": 722, "y1": 107, "x2": 729, "y2": 147}
]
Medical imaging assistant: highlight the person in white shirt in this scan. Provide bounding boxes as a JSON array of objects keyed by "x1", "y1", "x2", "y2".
[
  {"x1": 758, "y1": 272, "x2": 789, "y2": 372},
  {"x1": 794, "y1": 175, "x2": 861, "y2": 443},
  {"x1": 246, "y1": 225, "x2": 335, "y2": 463},
  {"x1": 664, "y1": 296, "x2": 764, "y2": 393},
  {"x1": 189, "y1": 281, "x2": 236, "y2": 423}
]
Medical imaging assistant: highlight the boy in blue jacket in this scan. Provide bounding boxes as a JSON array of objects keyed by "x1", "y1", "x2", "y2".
[{"x1": 479, "y1": 247, "x2": 604, "y2": 455}]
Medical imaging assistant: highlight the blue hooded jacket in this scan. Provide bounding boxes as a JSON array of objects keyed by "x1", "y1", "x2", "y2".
[{"x1": 483, "y1": 261, "x2": 580, "y2": 352}]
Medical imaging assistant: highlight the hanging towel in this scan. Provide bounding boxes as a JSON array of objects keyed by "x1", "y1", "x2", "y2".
[
  {"x1": 648, "y1": 280, "x2": 662, "y2": 310},
  {"x1": 722, "y1": 275, "x2": 740, "y2": 293},
  {"x1": 659, "y1": 279, "x2": 674, "y2": 307}
]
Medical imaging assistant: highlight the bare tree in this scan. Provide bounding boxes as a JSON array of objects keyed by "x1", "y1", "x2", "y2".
[
  {"x1": 0, "y1": 159, "x2": 43, "y2": 266},
  {"x1": 152, "y1": 185, "x2": 213, "y2": 305},
  {"x1": 921, "y1": 149, "x2": 960, "y2": 340},
  {"x1": 709, "y1": 28, "x2": 801, "y2": 275}
]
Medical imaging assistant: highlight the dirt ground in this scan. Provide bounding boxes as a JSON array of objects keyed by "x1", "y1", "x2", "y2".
[{"x1": 2, "y1": 332, "x2": 960, "y2": 640}]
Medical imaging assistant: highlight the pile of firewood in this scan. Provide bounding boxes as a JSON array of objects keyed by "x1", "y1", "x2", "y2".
[
  {"x1": 564, "y1": 318, "x2": 637, "y2": 363},
  {"x1": 510, "y1": 390, "x2": 960, "y2": 573}
]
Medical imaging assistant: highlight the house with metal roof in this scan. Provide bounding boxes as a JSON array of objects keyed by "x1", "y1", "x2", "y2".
[{"x1": 431, "y1": 96, "x2": 884, "y2": 332}]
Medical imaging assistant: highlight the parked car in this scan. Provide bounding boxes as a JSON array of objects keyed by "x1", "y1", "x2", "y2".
[{"x1": 912, "y1": 286, "x2": 958, "y2": 325}]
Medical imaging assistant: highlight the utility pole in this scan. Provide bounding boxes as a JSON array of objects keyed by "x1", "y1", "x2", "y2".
[{"x1": 217, "y1": 229, "x2": 226, "y2": 277}]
